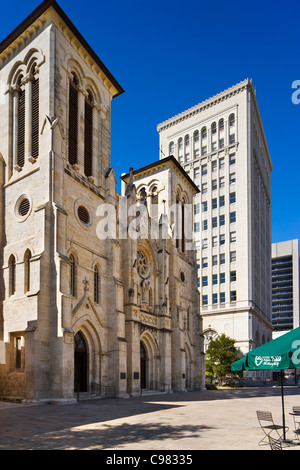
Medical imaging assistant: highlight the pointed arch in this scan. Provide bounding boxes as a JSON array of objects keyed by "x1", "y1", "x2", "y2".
[
  {"x1": 24, "y1": 249, "x2": 32, "y2": 293},
  {"x1": 68, "y1": 72, "x2": 79, "y2": 166},
  {"x1": 184, "y1": 342, "x2": 192, "y2": 389},
  {"x1": 73, "y1": 319, "x2": 103, "y2": 394},
  {"x1": 140, "y1": 330, "x2": 159, "y2": 390},
  {"x1": 69, "y1": 252, "x2": 77, "y2": 297},
  {"x1": 17, "y1": 73, "x2": 26, "y2": 168},
  {"x1": 84, "y1": 89, "x2": 94, "y2": 177},
  {"x1": 31, "y1": 62, "x2": 39, "y2": 160},
  {"x1": 8, "y1": 254, "x2": 16, "y2": 296},
  {"x1": 93, "y1": 263, "x2": 101, "y2": 304}
]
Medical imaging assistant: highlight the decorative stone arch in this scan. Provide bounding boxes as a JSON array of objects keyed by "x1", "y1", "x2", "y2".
[
  {"x1": 203, "y1": 328, "x2": 218, "y2": 353},
  {"x1": 184, "y1": 342, "x2": 192, "y2": 389},
  {"x1": 65, "y1": 57, "x2": 85, "y2": 87},
  {"x1": 7, "y1": 47, "x2": 45, "y2": 86},
  {"x1": 181, "y1": 190, "x2": 189, "y2": 204},
  {"x1": 65, "y1": 56, "x2": 103, "y2": 105},
  {"x1": 91, "y1": 260, "x2": 102, "y2": 305},
  {"x1": 175, "y1": 184, "x2": 183, "y2": 201},
  {"x1": 137, "y1": 240, "x2": 157, "y2": 310},
  {"x1": 9, "y1": 63, "x2": 26, "y2": 87},
  {"x1": 8, "y1": 253, "x2": 17, "y2": 297},
  {"x1": 140, "y1": 330, "x2": 159, "y2": 390},
  {"x1": 67, "y1": 247, "x2": 79, "y2": 297},
  {"x1": 73, "y1": 319, "x2": 103, "y2": 394},
  {"x1": 84, "y1": 76, "x2": 102, "y2": 106},
  {"x1": 23, "y1": 248, "x2": 32, "y2": 293}
]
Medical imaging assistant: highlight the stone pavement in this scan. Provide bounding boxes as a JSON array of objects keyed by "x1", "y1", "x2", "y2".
[{"x1": 0, "y1": 386, "x2": 300, "y2": 451}]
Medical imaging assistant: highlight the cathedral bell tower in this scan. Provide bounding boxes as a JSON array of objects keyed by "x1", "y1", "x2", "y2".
[{"x1": 0, "y1": 0, "x2": 124, "y2": 402}]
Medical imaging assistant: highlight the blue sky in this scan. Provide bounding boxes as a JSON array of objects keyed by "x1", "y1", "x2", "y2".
[{"x1": 1, "y1": 0, "x2": 299, "y2": 244}]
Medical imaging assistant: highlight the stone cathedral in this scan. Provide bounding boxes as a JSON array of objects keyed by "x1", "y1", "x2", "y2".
[{"x1": 0, "y1": 0, "x2": 205, "y2": 403}]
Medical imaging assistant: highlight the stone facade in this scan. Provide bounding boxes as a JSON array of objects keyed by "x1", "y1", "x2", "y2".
[
  {"x1": 0, "y1": 0, "x2": 205, "y2": 403},
  {"x1": 157, "y1": 81, "x2": 273, "y2": 355}
]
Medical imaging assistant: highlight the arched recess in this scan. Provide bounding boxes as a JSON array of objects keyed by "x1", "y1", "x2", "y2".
[
  {"x1": 23, "y1": 249, "x2": 32, "y2": 293},
  {"x1": 92, "y1": 261, "x2": 101, "y2": 305},
  {"x1": 203, "y1": 328, "x2": 218, "y2": 353},
  {"x1": 74, "y1": 331, "x2": 89, "y2": 392},
  {"x1": 7, "y1": 47, "x2": 45, "y2": 87},
  {"x1": 184, "y1": 343, "x2": 192, "y2": 389},
  {"x1": 73, "y1": 319, "x2": 102, "y2": 394},
  {"x1": 137, "y1": 240, "x2": 157, "y2": 312},
  {"x1": 140, "y1": 331, "x2": 159, "y2": 390}
]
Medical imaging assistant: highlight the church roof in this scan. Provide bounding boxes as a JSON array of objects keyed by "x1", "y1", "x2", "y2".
[
  {"x1": 0, "y1": 0, "x2": 124, "y2": 98},
  {"x1": 121, "y1": 155, "x2": 200, "y2": 194}
]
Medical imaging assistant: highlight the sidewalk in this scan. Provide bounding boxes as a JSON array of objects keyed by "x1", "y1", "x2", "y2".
[{"x1": 0, "y1": 386, "x2": 299, "y2": 450}]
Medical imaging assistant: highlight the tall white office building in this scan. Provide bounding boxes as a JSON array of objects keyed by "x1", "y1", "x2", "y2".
[{"x1": 157, "y1": 79, "x2": 273, "y2": 354}]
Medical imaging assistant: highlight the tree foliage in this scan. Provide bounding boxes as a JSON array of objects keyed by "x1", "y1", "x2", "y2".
[{"x1": 205, "y1": 333, "x2": 243, "y2": 385}]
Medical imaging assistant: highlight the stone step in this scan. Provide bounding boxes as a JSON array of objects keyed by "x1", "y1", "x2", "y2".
[{"x1": 140, "y1": 389, "x2": 168, "y2": 396}]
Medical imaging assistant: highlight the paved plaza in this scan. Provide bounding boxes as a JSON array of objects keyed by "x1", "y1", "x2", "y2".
[{"x1": 0, "y1": 386, "x2": 300, "y2": 451}]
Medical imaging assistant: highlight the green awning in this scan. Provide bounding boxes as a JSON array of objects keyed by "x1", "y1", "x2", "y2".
[
  {"x1": 231, "y1": 327, "x2": 300, "y2": 371},
  {"x1": 231, "y1": 327, "x2": 300, "y2": 444}
]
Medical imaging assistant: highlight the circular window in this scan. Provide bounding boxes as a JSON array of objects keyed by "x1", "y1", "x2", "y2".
[
  {"x1": 137, "y1": 250, "x2": 150, "y2": 278},
  {"x1": 77, "y1": 206, "x2": 90, "y2": 225},
  {"x1": 15, "y1": 195, "x2": 32, "y2": 222},
  {"x1": 19, "y1": 198, "x2": 30, "y2": 217}
]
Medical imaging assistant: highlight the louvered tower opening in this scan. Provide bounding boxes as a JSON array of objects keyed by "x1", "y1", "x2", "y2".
[
  {"x1": 68, "y1": 73, "x2": 79, "y2": 166},
  {"x1": 31, "y1": 71, "x2": 39, "y2": 159},
  {"x1": 17, "y1": 77, "x2": 25, "y2": 168},
  {"x1": 94, "y1": 266, "x2": 99, "y2": 304},
  {"x1": 84, "y1": 90, "x2": 93, "y2": 177}
]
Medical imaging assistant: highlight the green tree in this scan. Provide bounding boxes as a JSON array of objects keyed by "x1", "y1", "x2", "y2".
[{"x1": 205, "y1": 333, "x2": 242, "y2": 386}]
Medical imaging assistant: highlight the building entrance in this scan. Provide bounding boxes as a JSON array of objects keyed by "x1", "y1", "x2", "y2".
[
  {"x1": 74, "y1": 332, "x2": 88, "y2": 392},
  {"x1": 140, "y1": 342, "x2": 147, "y2": 389}
]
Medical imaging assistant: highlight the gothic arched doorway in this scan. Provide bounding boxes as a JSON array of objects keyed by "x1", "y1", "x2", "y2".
[
  {"x1": 140, "y1": 342, "x2": 147, "y2": 389},
  {"x1": 74, "y1": 331, "x2": 88, "y2": 392}
]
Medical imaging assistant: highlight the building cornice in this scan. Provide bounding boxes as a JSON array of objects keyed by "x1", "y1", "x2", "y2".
[
  {"x1": 121, "y1": 155, "x2": 200, "y2": 195},
  {"x1": 157, "y1": 79, "x2": 251, "y2": 132}
]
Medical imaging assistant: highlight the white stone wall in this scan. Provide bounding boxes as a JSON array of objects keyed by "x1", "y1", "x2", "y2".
[{"x1": 157, "y1": 80, "x2": 273, "y2": 353}]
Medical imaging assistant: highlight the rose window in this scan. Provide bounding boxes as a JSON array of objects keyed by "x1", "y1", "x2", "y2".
[{"x1": 137, "y1": 250, "x2": 150, "y2": 278}]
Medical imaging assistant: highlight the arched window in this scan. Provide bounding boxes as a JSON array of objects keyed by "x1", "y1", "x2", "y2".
[
  {"x1": 175, "y1": 193, "x2": 181, "y2": 249},
  {"x1": 9, "y1": 255, "x2": 16, "y2": 296},
  {"x1": 229, "y1": 114, "x2": 235, "y2": 127},
  {"x1": 84, "y1": 90, "x2": 94, "y2": 177},
  {"x1": 185, "y1": 135, "x2": 190, "y2": 146},
  {"x1": 150, "y1": 186, "x2": 158, "y2": 219},
  {"x1": 17, "y1": 75, "x2": 26, "y2": 168},
  {"x1": 68, "y1": 73, "x2": 79, "y2": 166},
  {"x1": 219, "y1": 118, "x2": 224, "y2": 130},
  {"x1": 169, "y1": 142, "x2": 174, "y2": 155},
  {"x1": 70, "y1": 255, "x2": 76, "y2": 297},
  {"x1": 24, "y1": 249, "x2": 31, "y2": 293},
  {"x1": 181, "y1": 197, "x2": 185, "y2": 253},
  {"x1": 31, "y1": 64, "x2": 39, "y2": 160},
  {"x1": 178, "y1": 138, "x2": 183, "y2": 150},
  {"x1": 211, "y1": 122, "x2": 217, "y2": 135},
  {"x1": 194, "y1": 130, "x2": 199, "y2": 143},
  {"x1": 94, "y1": 265, "x2": 99, "y2": 304},
  {"x1": 201, "y1": 127, "x2": 207, "y2": 139}
]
